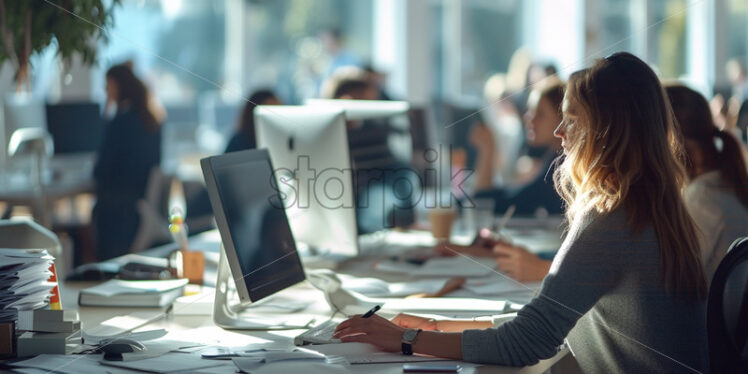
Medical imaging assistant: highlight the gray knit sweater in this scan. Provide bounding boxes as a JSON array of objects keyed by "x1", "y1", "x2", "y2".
[{"x1": 461, "y1": 209, "x2": 709, "y2": 373}]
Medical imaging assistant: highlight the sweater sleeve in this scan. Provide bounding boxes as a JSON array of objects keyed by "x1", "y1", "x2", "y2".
[{"x1": 461, "y1": 211, "x2": 627, "y2": 366}]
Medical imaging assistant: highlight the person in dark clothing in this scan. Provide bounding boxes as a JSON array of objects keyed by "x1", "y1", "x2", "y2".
[
  {"x1": 332, "y1": 77, "x2": 415, "y2": 233},
  {"x1": 224, "y1": 90, "x2": 281, "y2": 153},
  {"x1": 470, "y1": 79, "x2": 565, "y2": 216},
  {"x1": 93, "y1": 63, "x2": 162, "y2": 260}
]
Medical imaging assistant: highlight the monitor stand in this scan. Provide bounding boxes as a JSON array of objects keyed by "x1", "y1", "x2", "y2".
[{"x1": 213, "y1": 245, "x2": 315, "y2": 330}]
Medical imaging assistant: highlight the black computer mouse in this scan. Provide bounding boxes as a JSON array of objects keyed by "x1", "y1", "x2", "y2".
[{"x1": 100, "y1": 338, "x2": 146, "y2": 360}]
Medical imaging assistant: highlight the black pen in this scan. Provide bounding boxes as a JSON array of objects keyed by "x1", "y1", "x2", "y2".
[{"x1": 362, "y1": 305, "x2": 381, "y2": 318}]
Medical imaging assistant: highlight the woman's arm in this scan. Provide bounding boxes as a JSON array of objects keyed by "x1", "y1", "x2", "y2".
[
  {"x1": 336, "y1": 212, "x2": 624, "y2": 366},
  {"x1": 392, "y1": 313, "x2": 493, "y2": 332}
]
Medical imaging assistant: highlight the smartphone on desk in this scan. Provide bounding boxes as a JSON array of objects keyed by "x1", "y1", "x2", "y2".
[{"x1": 403, "y1": 363, "x2": 462, "y2": 373}]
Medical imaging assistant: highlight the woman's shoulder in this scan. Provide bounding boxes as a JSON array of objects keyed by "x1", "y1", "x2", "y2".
[{"x1": 568, "y1": 207, "x2": 649, "y2": 247}]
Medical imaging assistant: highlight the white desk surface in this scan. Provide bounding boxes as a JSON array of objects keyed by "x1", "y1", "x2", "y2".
[{"x1": 56, "y1": 225, "x2": 568, "y2": 374}]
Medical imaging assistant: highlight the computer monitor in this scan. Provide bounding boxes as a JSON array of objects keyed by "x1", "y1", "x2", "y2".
[
  {"x1": 303, "y1": 99, "x2": 416, "y2": 234},
  {"x1": 304, "y1": 99, "x2": 409, "y2": 120},
  {"x1": 45, "y1": 102, "x2": 104, "y2": 154},
  {"x1": 200, "y1": 149, "x2": 305, "y2": 304},
  {"x1": 255, "y1": 105, "x2": 359, "y2": 257}
]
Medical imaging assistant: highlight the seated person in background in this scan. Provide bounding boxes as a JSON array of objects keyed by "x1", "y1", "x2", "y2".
[
  {"x1": 334, "y1": 52, "x2": 709, "y2": 373},
  {"x1": 478, "y1": 73, "x2": 524, "y2": 186},
  {"x1": 666, "y1": 84, "x2": 748, "y2": 282},
  {"x1": 225, "y1": 89, "x2": 281, "y2": 153},
  {"x1": 330, "y1": 75, "x2": 415, "y2": 233},
  {"x1": 437, "y1": 80, "x2": 566, "y2": 274},
  {"x1": 362, "y1": 63, "x2": 394, "y2": 101},
  {"x1": 185, "y1": 90, "x2": 282, "y2": 222},
  {"x1": 93, "y1": 63, "x2": 163, "y2": 260},
  {"x1": 470, "y1": 78, "x2": 565, "y2": 216}
]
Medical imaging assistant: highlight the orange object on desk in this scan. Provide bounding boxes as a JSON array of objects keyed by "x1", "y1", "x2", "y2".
[{"x1": 180, "y1": 250, "x2": 205, "y2": 285}]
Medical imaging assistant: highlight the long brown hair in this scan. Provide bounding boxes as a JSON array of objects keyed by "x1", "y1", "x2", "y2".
[
  {"x1": 236, "y1": 89, "x2": 278, "y2": 148},
  {"x1": 665, "y1": 84, "x2": 748, "y2": 208},
  {"x1": 106, "y1": 64, "x2": 160, "y2": 132},
  {"x1": 555, "y1": 52, "x2": 706, "y2": 299}
]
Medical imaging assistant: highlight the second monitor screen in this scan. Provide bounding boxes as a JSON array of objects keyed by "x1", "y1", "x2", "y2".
[{"x1": 213, "y1": 157, "x2": 304, "y2": 301}]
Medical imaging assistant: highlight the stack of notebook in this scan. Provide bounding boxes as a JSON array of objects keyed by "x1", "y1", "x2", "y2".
[
  {"x1": 0, "y1": 248, "x2": 56, "y2": 322},
  {"x1": 78, "y1": 279, "x2": 189, "y2": 307}
]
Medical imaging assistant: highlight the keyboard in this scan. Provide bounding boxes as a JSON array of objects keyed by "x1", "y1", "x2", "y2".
[{"x1": 294, "y1": 320, "x2": 341, "y2": 346}]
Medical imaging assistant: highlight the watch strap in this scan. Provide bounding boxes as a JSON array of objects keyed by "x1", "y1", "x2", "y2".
[{"x1": 401, "y1": 328, "x2": 422, "y2": 356}]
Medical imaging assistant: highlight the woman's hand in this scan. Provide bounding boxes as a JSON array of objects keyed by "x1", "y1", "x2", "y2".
[
  {"x1": 333, "y1": 314, "x2": 405, "y2": 352},
  {"x1": 392, "y1": 313, "x2": 438, "y2": 331},
  {"x1": 494, "y1": 243, "x2": 552, "y2": 282},
  {"x1": 469, "y1": 122, "x2": 496, "y2": 152},
  {"x1": 434, "y1": 228, "x2": 500, "y2": 257}
]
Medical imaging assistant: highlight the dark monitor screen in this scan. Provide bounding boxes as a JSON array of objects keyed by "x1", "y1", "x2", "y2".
[
  {"x1": 45, "y1": 102, "x2": 104, "y2": 154},
  {"x1": 201, "y1": 149, "x2": 305, "y2": 303}
]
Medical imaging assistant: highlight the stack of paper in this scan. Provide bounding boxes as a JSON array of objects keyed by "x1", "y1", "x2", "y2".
[{"x1": 0, "y1": 248, "x2": 56, "y2": 322}]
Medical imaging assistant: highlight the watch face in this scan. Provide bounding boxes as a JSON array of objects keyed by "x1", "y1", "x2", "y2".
[{"x1": 403, "y1": 329, "x2": 419, "y2": 342}]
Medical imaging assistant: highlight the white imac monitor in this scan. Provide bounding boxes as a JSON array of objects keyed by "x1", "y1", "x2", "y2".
[
  {"x1": 304, "y1": 99, "x2": 409, "y2": 120},
  {"x1": 255, "y1": 106, "x2": 359, "y2": 258},
  {"x1": 303, "y1": 99, "x2": 416, "y2": 234}
]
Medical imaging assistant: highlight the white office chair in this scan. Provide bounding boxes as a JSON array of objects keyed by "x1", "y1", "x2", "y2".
[
  {"x1": 129, "y1": 167, "x2": 174, "y2": 252},
  {"x1": 7, "y1": 128, "x2": 54, "y2": 227}
]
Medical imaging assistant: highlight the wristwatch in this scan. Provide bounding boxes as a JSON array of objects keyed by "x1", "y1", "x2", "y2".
[{"x1": 401, "y1": 328, "x2": 423, "y2": 355}]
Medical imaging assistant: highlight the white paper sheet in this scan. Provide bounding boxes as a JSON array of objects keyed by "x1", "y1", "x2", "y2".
[
  {"x1": 375, "y1": 256, "x2": 497, "y2": 277},
  {"x1": 101, "y1": 352, "x2": 226, "y2": 373},
  {"x1": 464, "y1": 276, "x2": 542, "y2": 295},
  {"x1": 309, "y1": 342, "x2": 450, "y2": 364}
]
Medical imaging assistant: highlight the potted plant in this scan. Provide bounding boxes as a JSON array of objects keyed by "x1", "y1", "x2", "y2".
[{"x1": 0, "y1": 0, "x2": 120, "y2": 92}]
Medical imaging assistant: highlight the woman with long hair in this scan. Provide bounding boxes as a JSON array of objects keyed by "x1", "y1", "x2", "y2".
[
  {"x1": 666, "y1": 84, "x2": 748, "y2": 281},
  {"x1": 333, "y1": 53, "x2": 708, "y2": 373},
  {"x1": 224, "y1": 89, "x2": 280, "y2": 153},
  {"x1": 93, "y1": 63, "x2": 162, "y2": 260}
]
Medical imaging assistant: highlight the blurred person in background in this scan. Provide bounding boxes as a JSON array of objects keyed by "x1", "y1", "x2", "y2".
[
  {"x1": 473, "y1": 73, "x2": 524, "y2": 187},
  {"x1": 93, "y1": 63, "x2": 163, "y2": 260},
  {"x1": 470, "y1": 78, "x2": 565, "y2": 216},
  {"x1": 317, "y1": 28, "x2": 360, "y2": 95},
  {"x1": 666, "y1": 84, "x2": 748, "y2": 282},
  {"x1": 329, "y1": 76, "x2": 414, "y2": 233},
  {"x1": 225, "y1": 89, "x2": 281, "y2": 153},
  {"x1": 362, "y1": 63, "x2": 394, "y2": 101}
]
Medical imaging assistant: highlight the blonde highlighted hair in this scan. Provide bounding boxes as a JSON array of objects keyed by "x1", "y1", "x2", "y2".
[{"x1": 554, "y1": 52, "x2": 706, "y2": 299}]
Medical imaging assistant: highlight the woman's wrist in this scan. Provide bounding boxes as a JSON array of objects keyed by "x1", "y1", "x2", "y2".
[{"x1": 411, "y1": 331, "x2": 463, "y2": 360}]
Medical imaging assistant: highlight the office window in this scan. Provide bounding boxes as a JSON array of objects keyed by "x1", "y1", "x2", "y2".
[
  {"x1": 597, "y1": 0, "x2": 635, "y2": 55},
  {"x1": 648, "y1": 0, "x2": 688, "y2": 78},
  {"x1": 727, "y1": 0, "x2": 748, "y2": 63},
  {"x1": 95, "y1": 0, "x2": 226, "y2": 102},
  {"x1": 458, "y1": 0, "x2": 523, "y2": 100},
  {"x1": 243, "y1": 0, "x2": 374, "y2": 103}
]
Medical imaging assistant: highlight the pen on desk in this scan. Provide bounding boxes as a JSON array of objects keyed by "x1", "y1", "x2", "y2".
[
  {"x1": 491, "y1": 204, "x2": 516, "y2": 241},
  {"x1": 362, "y1": 305, "x2": 381, "y2": 318}
]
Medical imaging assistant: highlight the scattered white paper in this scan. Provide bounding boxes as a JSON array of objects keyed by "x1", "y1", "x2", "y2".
[
  {"x1": 376, "y1": 256, "x2": 497, "y2": 277},
  {"x1": 339, "y1": 275, "x2": 448, "y2": 297},
  {"x1": 101, "y1": 352, "x2": 224, "y2": 373},
  {"x1": 309, "y1": 342, "x2": 450, "y2": 364},
  {"x1": 465, "y1": 276, "x2": 541, "y2": 295}
]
